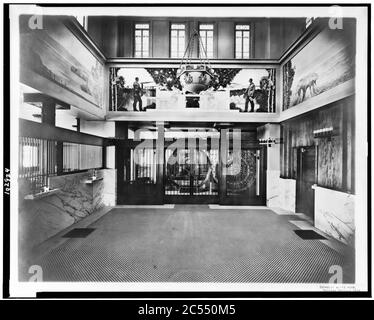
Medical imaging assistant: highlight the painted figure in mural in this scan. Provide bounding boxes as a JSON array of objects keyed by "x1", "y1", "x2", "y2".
[
  {"x1": 133, "y1": 77, "x2": 143, "y2": 111},
  {"x1": 116, "y1": 76, "x2": 129, "y2": 111},
  {"x1": 253, "y1": 76, "x2": 271, "y2": 112},
  {"x1": 244, "y1": 78, "x2": 256, "y2": 112},
  {"x1": 296, "y1": 72, "x2": 318, "y2": 103}
]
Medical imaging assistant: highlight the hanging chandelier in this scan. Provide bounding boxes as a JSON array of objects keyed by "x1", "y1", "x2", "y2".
[{"x1": 176, "y1": 30, "x2": 217, "y2": 94}]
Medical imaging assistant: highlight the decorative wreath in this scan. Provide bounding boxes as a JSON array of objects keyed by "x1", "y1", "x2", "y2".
[{"x1": 226, "y1": 151, "x2": 257, "y2": 193}]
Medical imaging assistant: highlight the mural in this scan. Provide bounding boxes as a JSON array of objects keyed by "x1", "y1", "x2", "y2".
[
  {"x1": 228, "y1": 69, "x2": 276, "y2": 112},
  {"x1": 20, "y1": 16, "x2": 104, "y2": 108},
  {"x1": 110, "y1": 68, "x2": 158, "y2": 111},
  {"x1": 110, "y1": 67, "x2": 275, "y2": 112},
  {"x1": 283, "y1": 25, "x2": 355, "y2": 110}
]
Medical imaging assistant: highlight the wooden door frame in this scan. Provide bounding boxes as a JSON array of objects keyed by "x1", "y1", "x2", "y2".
[{"x1": 295, "y1": 145, "x2": 316, "y2": 219}]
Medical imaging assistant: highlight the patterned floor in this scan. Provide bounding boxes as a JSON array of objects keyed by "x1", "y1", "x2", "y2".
[{"x1": 20, "y1": 205, "x2": 355, "y2": 283}]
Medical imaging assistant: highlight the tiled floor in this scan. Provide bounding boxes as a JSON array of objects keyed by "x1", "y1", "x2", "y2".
[{"x1": 19, "y1": 205, "x2": 355, "y2": 283}]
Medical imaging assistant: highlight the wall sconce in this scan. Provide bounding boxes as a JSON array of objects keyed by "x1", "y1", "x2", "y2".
[
  {"x1": 313, "y1": 127, "x2": 335, "y2": 140},
  {"x1": 258, "y1": 138, "x2": 282, "y2": 147}
]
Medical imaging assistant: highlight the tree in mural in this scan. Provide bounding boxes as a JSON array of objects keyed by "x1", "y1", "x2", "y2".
[
  {"x1": 212, "y1": 68, "x2": 242, "y2": 90},
  {"x1": 145, "y1": 68, "x2": 182, "y2": 91},
  {"x1": 283, "y1": 60, "x2": 296, "y2": 110}
]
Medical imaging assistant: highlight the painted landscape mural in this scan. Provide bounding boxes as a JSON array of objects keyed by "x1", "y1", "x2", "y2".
[
  {"x1": 283, "y1": 23, "x2": 355, "y2": 110},
  {"x1": 20, "y1": 16, "x2": 104, "y2": 108},
  {"x1": 229, "y1": 69, "x2": 276, "y2": 113},
  {"x1": 109, "y1": 67, "x2": 276, "y2": 112}
]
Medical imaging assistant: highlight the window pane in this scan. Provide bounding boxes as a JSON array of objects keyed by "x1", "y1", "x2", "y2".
[
  {"x1": 136, "y1": 24, "x2": 149, "y2": 29},
  {"x1": 171, "y1": 40, "x2": 178, "y2": 52},
  {"x1": 207, "y1": 37, "x2": 213, "y2": 48},
  {"x1": 236, "y1": 24, "x2": 250, "y2": 30},
  {"x1": 143, "y1": 37, "x2": 148, "y2": 50},
  {"x1": 178, "y1": 39, "x2": 184, "y2": 52},
  {"x1": 236, "y1": 36, "x2": 242, "y2": 48},
  {"x1": 134, "y1": 23, "x2": 150, "y2": 57},
  {"x1": 243, "y1": 37, "x2": 249, "y2": 48},
  {"x1": 235, "y1": 26, "x2": 251, "y2": 59},
  {"x1": 200, "y1": 24, "x2": 214, "y2": 30},
  {"x1": 172, "y1": 24, "x2": 185, "y2": 30}
]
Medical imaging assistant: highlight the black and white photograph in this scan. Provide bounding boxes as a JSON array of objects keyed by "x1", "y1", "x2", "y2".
[{"x1": 0, "y1": 1, "x2": 371, "y2": 303}]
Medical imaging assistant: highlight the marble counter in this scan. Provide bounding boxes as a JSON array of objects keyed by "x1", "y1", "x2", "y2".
[
  {"x1": 18, "y1": 168, "x2": 115, "y2": 250},
  {"x1": 314, "y1": 186, "x2": 355, "y2": 246}
]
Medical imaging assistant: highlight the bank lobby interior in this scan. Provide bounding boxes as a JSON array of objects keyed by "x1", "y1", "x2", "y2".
[{"x1": 14, "y1": 9, "x2": 361, "y2": 285}]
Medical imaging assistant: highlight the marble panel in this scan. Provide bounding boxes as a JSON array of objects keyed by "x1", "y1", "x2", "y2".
[{"x1": 314, "y1": 186, "x2": 355, "y2": 246}]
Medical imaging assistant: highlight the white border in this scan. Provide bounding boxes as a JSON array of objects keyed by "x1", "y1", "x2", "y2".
[{"x1": 5, "y1": 3, "x2": 370, "y2": 298}]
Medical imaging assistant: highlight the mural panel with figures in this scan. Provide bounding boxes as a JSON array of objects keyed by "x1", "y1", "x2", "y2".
[
  {"x1": 283, "y1": 21, "x2": 355, "y2": 110},
  {"x1": 228, "y1": 69, "x2": 276, "y2": 113},
  {"x1": 109, "y1": 67, "x2": 276, "y2": 113},
  {"x1": 20, "y1": 16, "x2": 104, "y2": 108}
]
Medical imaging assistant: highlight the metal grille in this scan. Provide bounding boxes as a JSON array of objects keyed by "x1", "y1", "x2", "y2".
[
  {"x1": 63, "y1": 143, "x2": 103, "y2": 172},
  {"x1": 165, "y1": 149, "x2": 219, "y2": 196},
  {"x1": 19, "y1": 137, "x2": 57, "y2": 193},
  {"x1": 130, "y1": 148, "x2": 157, "y2": 184}
]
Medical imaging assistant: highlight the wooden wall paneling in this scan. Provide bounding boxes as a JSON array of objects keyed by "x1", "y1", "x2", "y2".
[
  {"x1": 280, "y1": 124, "x2": 284, "y2": 176},
  {"x1": 317, "y1": 136, "x2": 343, "y2": 190},
  {"x1": 152, "y1": 20, "x2": 170, "y2": 58},
  {"x1": 86, "y1": 16, "x2": 104, "y2": 51},
  {"x1": 217, "y1": 21, "x2": 235, "y2": 59},
  {"x1": 253, "y1": 19, "x2": 270, "y2": 59},
  {"x1": 121, "y1": 20, "x2": 133, "y2": 58},
  {"x1": 86, "y1": 16, "x2": 305, "y2": 59},
  {"x1": 219, "y1": 129, "x2": 228, "y2": 204},
  {"x1": 115, "y1": 122, "x2": 128, "y2": 204},
  {"x1": 156, "y1": 122, "x2": 165, "y2": 203},
  {"x1": 280, "y1": 96, "x2": 354, "y2": 192},
  {"x1": 316, "y1": 105, "x2": 344, "y2": 190},
  {"x1": 292, "y1": 147, "x2": 298, "y2": 179},
  {"x1": 102, "y1": 17, "x2": 119, "y2": 58},
  {"x1": 287, "y1": 126, "x2": 292, "y2": 177}
]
